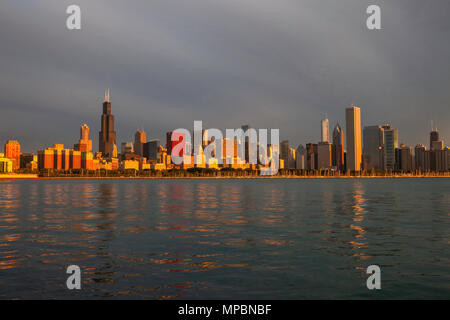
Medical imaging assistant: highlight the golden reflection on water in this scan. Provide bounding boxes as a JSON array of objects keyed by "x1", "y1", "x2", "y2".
[
  {"x1": 262, "y1": 185, "x2": 286, "y2": 213},
  {"x1": 71, "y1": 183, "x2": 97, "y2": 208},
  {"x1": 5, "y1": 180, "x2": 445, "y2": 299},
  {"x1": 0, "y1": 179, "x2": 324, "y2": 280},
  {"x1": 0, "y1": 183, "x2": 20, "y2": 210},
  {"x1": 195, "y1": 183, "x2": 219, "y2": 213},
  {"x1": 0, "y1": 184, "x2": 22, "y2": 270},
  {"x1": 348, "y1": 181, "x2": 371, "y2": 261},
  {"x1": 319, "y1": 181, "x2": 371, "y2": 264}
]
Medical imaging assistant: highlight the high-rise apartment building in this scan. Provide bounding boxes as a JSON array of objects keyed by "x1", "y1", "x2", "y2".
[
  {"x1": 99, "y1": 89, "x2": 117, "y2": 158},
  {"x1": 4, "y1": 140, "x2": 21, "y2": 170},
  {"x1": 345, "y1": 105, "x2": 362, "y2": 171}
]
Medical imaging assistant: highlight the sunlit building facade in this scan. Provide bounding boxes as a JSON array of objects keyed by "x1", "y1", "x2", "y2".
[
  {"x1": 74, "y1": 124, "x2": 93, "y2": 152},
  {"x1": 321, "y1": 117, "x2": 330, "y2": 143},
  {"x1": 134, "y1": 129, "x2": 147, "y2": 157},
  {"x1": 4, "y1": 140, "x2": 21, "y2": 171},
  {"x1": 0, "y1": 153, "x2": 13, "y2": 173},
  {"x1": 345, "y1": 105, "x2": 362, "y2": 171}
]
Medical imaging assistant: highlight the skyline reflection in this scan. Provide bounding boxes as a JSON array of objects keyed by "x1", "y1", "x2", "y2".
[{"x1": 0, "y1": 179, "x2": 448, "y2": 299}]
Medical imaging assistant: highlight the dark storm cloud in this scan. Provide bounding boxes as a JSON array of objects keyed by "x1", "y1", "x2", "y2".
[{"x1": 0, "y1": 0, "x2": 449, "y2": 152}]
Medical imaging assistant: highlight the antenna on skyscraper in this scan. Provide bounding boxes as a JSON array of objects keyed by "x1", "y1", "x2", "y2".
[
  {"x1": 431, "y1": 120, "x2": 438, "y2": 132},
  {"x1": 104, "y1": 89, "x2": 110, "y2": 103}
]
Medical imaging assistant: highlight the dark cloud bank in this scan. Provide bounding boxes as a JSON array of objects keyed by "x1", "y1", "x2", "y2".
[{"x1": 1, "y1": 0, "x2": 449, "y2": 152}]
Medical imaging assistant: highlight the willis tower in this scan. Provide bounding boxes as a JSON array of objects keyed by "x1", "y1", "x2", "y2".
[{"x1": 99, "y1": 89, "x2": 117, "y2": 157}]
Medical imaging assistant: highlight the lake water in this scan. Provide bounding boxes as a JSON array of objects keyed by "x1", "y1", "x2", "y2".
[{"x1": 0, "y1": 178, "x2": 448, "y2": 299}]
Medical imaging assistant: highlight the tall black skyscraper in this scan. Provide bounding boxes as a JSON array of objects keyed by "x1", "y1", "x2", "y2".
[
  {"x1": 430, "y1": 120, "x2": 439, "y2": 150},
  {"x1": 99, "y1": 89, "x2": 116, "y2": 157}
]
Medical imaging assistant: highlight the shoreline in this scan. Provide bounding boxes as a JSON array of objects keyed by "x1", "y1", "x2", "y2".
[{"x1": 1, "y1": 174, "x2": 449, "y2": 181}]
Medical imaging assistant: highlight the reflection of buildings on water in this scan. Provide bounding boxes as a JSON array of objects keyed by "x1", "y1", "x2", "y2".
[
  {"x1": 348, "y1": 182, "x2": 369, "y2": 260},
  {"x1": 321, "y1": 181, "x2": 371, "y2": 263},
  {"x1": 89, "y1": 183, "x2": 120, "y2": 287}
]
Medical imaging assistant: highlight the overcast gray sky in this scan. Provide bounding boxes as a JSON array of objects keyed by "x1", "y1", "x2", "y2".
[{"x1": 1, "y1": 0, "x2": 449, "y2": 152}]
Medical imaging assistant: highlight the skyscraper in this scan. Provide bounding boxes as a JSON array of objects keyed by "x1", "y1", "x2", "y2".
[
  {"x1": 80, "y1": 124, "x2": 89, "y2": 141},
  {"x1": 382, "y1": 124, "x2": 398, "y2": 170},
  {"x1": 345, "y1": 105, "x2": 362, "y2": 171},
  {"x1": 4, "y1": 140, "x2": 21, "y2": 170},
  {"x1": 134, "y1": 129, "x2": 147, "y2": 156},
  {"x1": 321, "y1": 117, "x2": 330, "y2": 143},
  {"x1": 280, "y1": 140, "x2": 290, "y2": 168},
  {"x1": 430, "y1": 121, "x2": 439, "y2": 150},
  {"x1": 414, "y1": 144, "x2": 429, "y2": 171},
  {"x1": 306, "y1": 143, "x2": 318, "y2": 170},
  {"x1": 143, "y1": 139, "x2": 161, "y2": 161},
  {"x1": 332, "y1": 124, "x2": 344, "y2": 171},
  {"x1": 241, "y1": 124, "x2": 255, "y2": 163},
  {"x1": 317, "y1": 142, "x2": 332, "y2": 169},
  {"x1": 397, "y1": 144, "x2": 413, "y2": 172},
  {"x1": 74, "y1": 124, "x2": 93, "y2": 152},
  {"x1": 99, "y1": 89, "x2": 117, "y2": 158},
  {"x1": 363, "y1": 125, "x2": 384, "y2": 170},
  {"x1": 296, "y1": 145, "x2": 306, "y2": 170}
]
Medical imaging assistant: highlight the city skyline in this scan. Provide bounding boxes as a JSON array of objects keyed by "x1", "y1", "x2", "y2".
[
  {"x1": 2, "y1": 89, "x2": 449, "y2": 175},
  {"x1": 1, "y1": 88, "x2": 448, "y2": 157},
  {"x1": 1, "y1": 1, "x2": 450, "y2": 304},
  {"x1": 1, "y1": 1, "x2": 450, "y2": 152}
]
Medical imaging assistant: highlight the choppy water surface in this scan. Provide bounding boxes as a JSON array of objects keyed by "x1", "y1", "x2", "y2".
[{"x1": 0, "y1": 178, "x2": 448, "y2": 299}]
